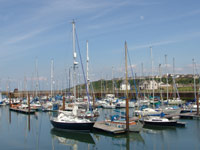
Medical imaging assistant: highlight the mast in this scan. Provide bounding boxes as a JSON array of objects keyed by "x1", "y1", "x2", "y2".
[
  {"x1": 125, "y1": 41, "x2": 129, "y2": 131},
  {"x1": 141, "y1": 62, "x2": 146, "y2": 99},
  {"x1": 24, "y1": 76, "x2": 28, "y2": 99},
  {"x1": 150, "y1": 46, "x2": 154, "y2": 103},
  {"x1": 193, "y1": 58, "x2": 197, "y2": 101},
  {"x1": 86, "y1": 40, "x2": 89, "y2": 94},
  {"x1": 101, "y1": 76, "x2": 103, "y2": 99},
  {"x1": 165, "y1": 55, "x2": 169, "y2": 100},
  {"x1": 173, "y1": 57, "x2": 180, "y2": 99},
  {"x1": 173, "y1": 57, "x2": 176, "y2": 98},
  {"x1": 68, "y1": 67, "x2": 71, "y2": 96},
  {"x1": 50, "y1": 59, "x2": 54, "y2": 98},
  {"x1": 72, "y1": 20, "x2": 78, "y2": 100},
  {"x1": 159, "y1": 64, "x2": 163, "y2": 103},
  {"x1": 112, "y1": 66, "x2": 114, "y2": 95},
  {"x1": 35, "y1": 58, "x2": 39, "y2": 97}
]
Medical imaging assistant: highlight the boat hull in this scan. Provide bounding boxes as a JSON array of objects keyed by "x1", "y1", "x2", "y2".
[
  {"x1": 144, "y1": 120, "x2": 177, "y2": 127},
  {"x1": 50, "y1": 120, "x2": 95, "y2": 131}
]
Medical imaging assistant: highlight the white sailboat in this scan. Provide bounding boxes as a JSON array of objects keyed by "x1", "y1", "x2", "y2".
[
  {"x1": 141, "y1": 48, "x2": 180, "y2": 127},
  {"x1": 156, "y1": 58, "x2": 181, "y2": 115},
  {"x1": 50, "y1": 20, "x2": 95, "y2": 131},
  {"x1": 182, "y1": 59, "x2": 200, "y2": 112},
  {"x1": 163, "y1": 56, "x2": 183, "y2": 105}
]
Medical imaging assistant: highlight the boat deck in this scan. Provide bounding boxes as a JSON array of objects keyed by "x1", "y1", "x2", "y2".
[{"x1": 93, "y1": 121, "x2": 126, "y2": 134}]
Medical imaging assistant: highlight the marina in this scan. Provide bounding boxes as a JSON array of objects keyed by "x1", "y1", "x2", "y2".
[
  {"x1": 0, "y1": 1, "x2": 200, "y2": 150},
  {"x1": 0, "y1": 106, "x2": 199, "y2": 150}
]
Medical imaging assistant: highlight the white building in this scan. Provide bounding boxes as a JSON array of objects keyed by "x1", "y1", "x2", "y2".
[
  {"x1": 120, "y1": 81, "x2": 131, "y2": 90},
  {"x1": 139, "y1": 80, "x2": 158, "y2": 90},
  {"x1": 140, "y1": 80, "x2": 172, "y2": 90}
]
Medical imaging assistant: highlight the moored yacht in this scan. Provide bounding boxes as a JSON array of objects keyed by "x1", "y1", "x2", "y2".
[
  {"x1": 50, "y1": 107, "x2": 95, "y2": 131},
  {"x1": 134, "y1": 108, "x2": 161, "y2": 117},
  {"x1": 142, "y1": 116, "x2": 177, "y2": 127}
]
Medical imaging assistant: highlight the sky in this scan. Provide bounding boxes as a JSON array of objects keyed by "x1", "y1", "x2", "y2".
[{"x1": 0, "y1": 0, "x2": 200, "y2": 91}]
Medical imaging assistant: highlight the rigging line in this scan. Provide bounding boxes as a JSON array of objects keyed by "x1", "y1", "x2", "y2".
[
  {"x1": 127, "y1": 48, "x2": 140, "y2": 100},
  {"x1": 195, "y1": 62, "x2": 199, "y2": 75},
  {"x1": 194, "y1": 62, "x2": 200, "y2": 95},
  {"x1": 75, "y1": 29, "x2": 92, "y2": 111},
  {"x1": 172, "y1": 75, "x2": 180, "y2": 99},
  {"x1": 90, "y1": 81, "x2": 96, "y2": 103},
  {"x1": 113, "y1": 80, "x2": 119, "y2": 97}
]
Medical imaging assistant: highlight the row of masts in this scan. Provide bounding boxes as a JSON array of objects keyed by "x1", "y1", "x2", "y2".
[{"x1": 4, "y1": 22, "x2": 200, "y2": 105}]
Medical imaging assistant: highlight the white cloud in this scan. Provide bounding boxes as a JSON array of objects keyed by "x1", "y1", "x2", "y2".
[
  {"x1": 129, "y1": 31, "x2": 200, "y2": 51},
  {"x1": 3, "y1": 28, "x2": 48, "y2": 45}
]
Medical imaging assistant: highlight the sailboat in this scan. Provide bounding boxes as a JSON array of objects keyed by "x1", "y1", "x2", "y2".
[
  {"x1": 50, "y1": 106, "x2": 95, "y2": 131},
  {"x1": 163, "y1": 56, "x2": 183, "y2": 105},
  {"x1": 104, "y1": 41, "x2": 143, "y2": 133},
  {"x1": 155, "y1": 58, "x2": 181, "y2": 115},
  {"x1": 182, "y1": 59, "x2": 200, "y2": 112},
  {"x1": 0, "y1": 91, "x2": 6, "y2": 106},
  {"x1": 141, "y1": 48, "x2": 180, "y2": 127},
  {"x1": 42, "y1": 59, "x2": 60, "y2": 112},
  {"x1": 50, "y1": 20, "x2": 95, "y2": 131}
]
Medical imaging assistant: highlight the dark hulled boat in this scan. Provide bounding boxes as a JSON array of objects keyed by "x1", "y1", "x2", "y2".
[
  {"x1": 142, "y1": 116, "x2": 177, "y2": 127},
  {"x1": 50, "y1": 120, "x2": 94, "y2": 131},
  {"x1": 50, "y1": 112, "x2": 95, "y2": 131}
]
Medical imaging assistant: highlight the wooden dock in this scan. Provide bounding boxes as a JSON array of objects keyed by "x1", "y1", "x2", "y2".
[
  {"x1": 10, "y1": 107, "x2": 36, "y2": 114},
  {"x1": 179, "y1": 112, "x2": 200, "y2": 119},
  {"x1": 93, "y1": 121, "x2": 126, "y2": 134}
]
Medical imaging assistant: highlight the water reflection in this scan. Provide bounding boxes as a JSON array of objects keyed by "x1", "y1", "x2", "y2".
[
  {"x1": 0, "y1": 106, "x2": 200, "y2": 150},
  {"x1": 143, "y1": 125, "x2": 177, "y2": 131},
  {"x1": 51, "y1": 128, "x2": 95, "y2": 145},
  {"x1": 93, "y1": 130, "x2": 145, "y2": 150},
  {"x1": 9, "y1": 107, "x2": 11, "y2": 124},
  {"x1": 93, "y1": 130, "x2": 145, "y2": 143}
]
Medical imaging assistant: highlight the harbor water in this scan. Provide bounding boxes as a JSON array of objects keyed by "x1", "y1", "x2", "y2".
[{"x1": 0, "y1": 106, "x2": 199, "y2": 150}]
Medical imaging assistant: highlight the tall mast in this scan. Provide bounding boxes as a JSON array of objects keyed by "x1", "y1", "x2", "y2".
[
  {"x1": 112, "y1": 66, "x2": 114, "y2": 95},
  {"x1": 24, "y1": 76, "x2": 28, "y2": 98},
  {"x1": 173, "y1": 57, "x2": 176, "y2": 98},
  {"x1": 141, "y1": 62, "x2": 145, "y2": 98},
  {"x1": 101, "y1": 74, "x2": 103, "y2": 98},
  {"x1": 159, "y1": 64, "x2": 163, "y2": 103},
  {"x1": 165, "y1": 54, "x2": 169, "y2": 100},
  {"x1": 193, "y1": 58, "x2": 197, "y2": 100},
  {"x1": 72, "y1": 20, "x2": 78, "y2": 100},
  {"x1": 150, "y1": 46, "x2": 154, "y2": 103},
  {"x1": 68, "y1": 67, "x2": 71, "y2": 96},
  {"x1": 50, "y1": 59, "x2": 54, "y2": 98},
  {"x1": 35, "y1": 58, "x2": 39, "y2": 97},
  {"x1": 86, "y1": 40, "x2": 89, "y2": 94},
  {"x1": 125, "y1": 41, "x2": 129, "y2": 131}
]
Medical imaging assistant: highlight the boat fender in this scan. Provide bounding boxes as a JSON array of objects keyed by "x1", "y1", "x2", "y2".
[{"x1": 160, "y1": 112, "x2": 165, "y2": 117}]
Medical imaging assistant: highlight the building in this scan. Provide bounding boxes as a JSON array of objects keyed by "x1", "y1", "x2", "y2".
[
  {"x1": 139, "y1": 80, "x2": 158, "y2": 90},
  {"x1": 120, "y1": 81, "x2": 131, "y2": 90}
]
